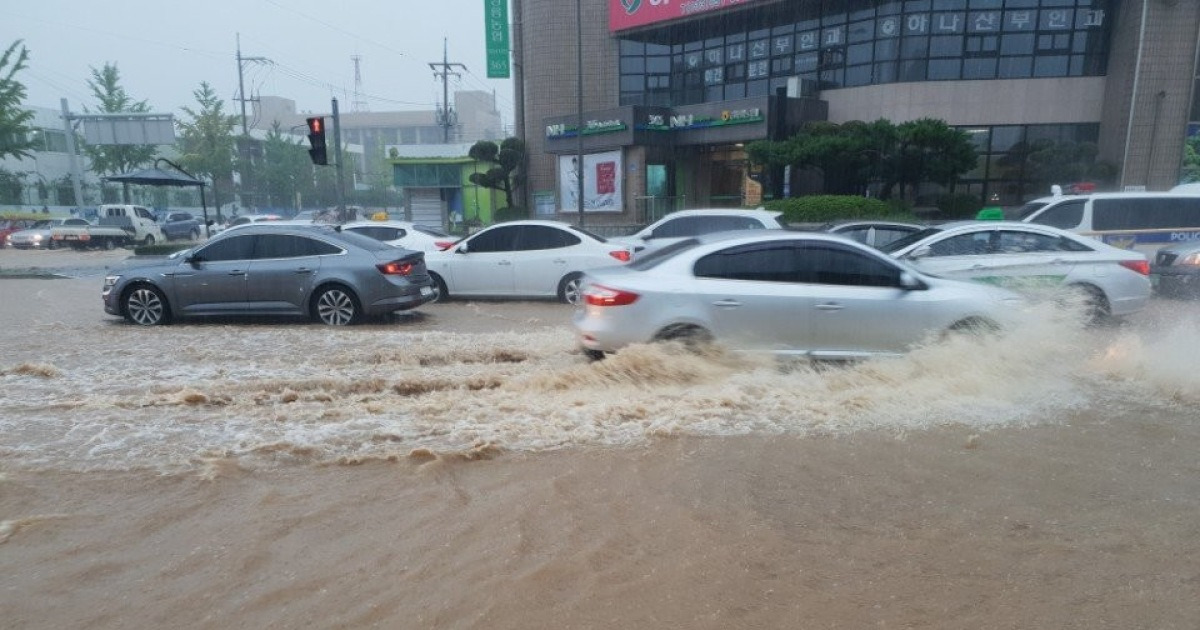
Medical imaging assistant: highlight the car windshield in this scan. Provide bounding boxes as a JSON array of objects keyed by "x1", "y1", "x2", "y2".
[
  {"x1": 1017, "y1": 200, "x2": 1051, "y2": 220},
  {"x1": 31, "y1": 220, "x2": 53, "y2": 229},
  {"x1": 878, "y1": 227, "x2": 944, "y2": 253},
  {"x1": 627, "y1": 238, "x2": 701, "y2": 270}
]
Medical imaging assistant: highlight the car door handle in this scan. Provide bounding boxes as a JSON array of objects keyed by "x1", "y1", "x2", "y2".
[
  {"x1": 970, "y1": 264, "x2": 986, "y2": 270},
  {"x1": 553, "y1": 258, "x2": 567, "y2": 264},
  {"x1": 228, "y1": 270, "x2": 246, "y2": 276},
  {"x1": 713, "y1": 299, "x2": 742, "y2": 308},
  {"x1": 294, "y1": 268, "x2": 314, "y2": 274},
  {"x1": 816, "y1": 302, "x2": 843, "y2": 311},
  {"x1": 498, "y1": 261, "x2": 512, "y2": 266}
]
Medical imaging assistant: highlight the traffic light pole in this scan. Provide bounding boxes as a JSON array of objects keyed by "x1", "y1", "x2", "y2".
[{"x1": 332, "y1": 98, "x2": 347, "y2": 222}]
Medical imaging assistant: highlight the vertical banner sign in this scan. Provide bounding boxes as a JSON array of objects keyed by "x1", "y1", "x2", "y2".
[{"x1": 485, "y1": 0, "x2": 510, "y2": 78}]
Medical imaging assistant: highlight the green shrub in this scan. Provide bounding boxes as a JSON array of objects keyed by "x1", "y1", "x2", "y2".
[
  {"x1": 494, "y1": 206, "x2": 529, "y2": 222},
  {"x1": 133, "y1": 241, "x2": 198, "y2": 256},
  {"x1": 763, "y1": 195, "x2": 918, "y2": 224},
  {"x1": 936, "y1": 192, "x2": 984, "y2": 219}
]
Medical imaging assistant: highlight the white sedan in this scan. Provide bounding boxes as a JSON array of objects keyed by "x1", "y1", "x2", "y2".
[
  {"x1": 881, "y1": 221, "x2": 1151, "y2": 319},
  {"x1": 340, "y1": 220, "x2": 457, "y2": 252},
  {"x1": 423, "y1": 220, "x2": 632, "y2": 304},
  {"x1": 575, "y1": 231, "x2": 1026, "y2": 360}
]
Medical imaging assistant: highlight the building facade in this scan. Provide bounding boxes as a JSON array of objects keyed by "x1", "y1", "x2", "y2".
[{"x1": 515, "y1": 0, "x2": 1200, "y2": 224}]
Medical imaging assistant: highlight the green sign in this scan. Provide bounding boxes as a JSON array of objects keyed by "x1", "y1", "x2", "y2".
[{"x1": 485, "y1": 0, "x2": 510, "y2": 78}]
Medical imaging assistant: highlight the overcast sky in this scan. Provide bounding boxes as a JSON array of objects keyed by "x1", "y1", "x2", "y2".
[{"x1": 12, "y1": 0, "x2": 514, "y2": 128}]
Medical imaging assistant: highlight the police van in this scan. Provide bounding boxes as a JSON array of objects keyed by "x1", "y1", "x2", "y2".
[{"x1": 1019, "y1": 191, "x2": 1200, "y2": 255}]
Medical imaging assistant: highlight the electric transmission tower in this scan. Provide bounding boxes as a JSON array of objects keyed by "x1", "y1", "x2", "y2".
[{"x1": 352, "y1": 55, "x2": 368, "y2": 113}]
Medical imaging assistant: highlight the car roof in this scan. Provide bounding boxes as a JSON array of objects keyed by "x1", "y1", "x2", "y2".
[
  {"x1": 692, "y1": 228, "x2": 862, "y2": 247},
  {"x1": 826, "y1": 219, "x2": 922, "y2": 228},
  {"x1": 653, "y1": 208, "x2": 783, "y2": 220}
]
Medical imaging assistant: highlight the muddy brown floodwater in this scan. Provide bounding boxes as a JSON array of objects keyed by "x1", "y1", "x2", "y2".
[{"x1": 1, "y1": 246, "x2": 1199, "y2": 629}]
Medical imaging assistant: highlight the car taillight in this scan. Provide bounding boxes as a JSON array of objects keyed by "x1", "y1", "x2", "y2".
[
  {"x1": 608, "y1": 249, "x2": 631, "y2": 262},
  {"x1": 583, "y1": 284, "x2": 639, "y2": 307},
  {"x1": 377, "y1": 261, "x2": 414, "y2": 276},
  {"x1": 435, "y1": 240, "x2": 456, "y2": 250},
  {"x1": 1119, "y1": 260, "x2": 1150, "y2": 276}
]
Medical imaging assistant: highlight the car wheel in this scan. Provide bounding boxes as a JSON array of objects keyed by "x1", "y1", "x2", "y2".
[
  {"x1": 557, "y1": 272, "x2": 584, "y2": 305},
  {"x1": 653, "y1": 324, "x2": 713, "y2": 351},
  {"x1": 189, "y1": 228, "x2": 200, "y2": 241},
  {"x1": 123, "y1": 284, "x2": 169, "y2": 326},
  {"x1": 143, "y1": 234, "x2": 155, "y2": 246},
  {"x1": 428, "y1": 272, "x2": 449, "y2": 303},
  {"x1": 944, "y1": 317, "x2": 1000, "y2": 339},
  {"x1": 47, "y1": 239, "x2": 58, "y2": 250},
  {"x1": 1065, "y1": 284, "x2": 1110, "y2": 325},
  {"x1": 312, "y1": 285, "x2": 360, "y2": 326},
  {"x1": 582, "y1": 348, "x2": 606, "y2": 362},
  {"x1": 103, "y1": 237, "x2": 116, "y2": 251}
]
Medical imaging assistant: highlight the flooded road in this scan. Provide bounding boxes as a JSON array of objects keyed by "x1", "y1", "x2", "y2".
[{"x1": 2, "y1": 247, "x2": 1199, "y2": 628}]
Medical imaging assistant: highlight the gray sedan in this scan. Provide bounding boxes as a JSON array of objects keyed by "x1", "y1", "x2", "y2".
[
  {"x1": 102, "y1": 224, "x2": 435, "y2": 325},
  {"x1": 1153, "y1": 240, "x2": 1200, "y2": 297},
  {"x1": 574, "y1": 232, "x2": 1025, "y2": 360}
]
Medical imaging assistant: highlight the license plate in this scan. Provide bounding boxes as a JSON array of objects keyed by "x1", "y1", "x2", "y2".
[{"x1": 420, "y1": 286, "x2": 434, "y2": 297}]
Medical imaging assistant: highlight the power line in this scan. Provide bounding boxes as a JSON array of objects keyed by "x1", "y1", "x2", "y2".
[{"x1": 262, "y1": 0, "x2": 411, "y2": 60}]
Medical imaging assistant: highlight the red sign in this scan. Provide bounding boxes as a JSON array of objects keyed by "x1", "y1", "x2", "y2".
[
  {"x1": 609, "y1": 0, "x2": 769, "y2": 32},
  {"x1": 596, "y1": 162, "x2": 616, "y2": 195}
]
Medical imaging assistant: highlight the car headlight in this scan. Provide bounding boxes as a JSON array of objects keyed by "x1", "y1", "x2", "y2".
[
  {"x1": 1180, "y1": 252, "x2": 1200, "y2": 266},
  {"x1": 31, "y1": 234, "x2": 42, "y2": 241},
  {"x1": 102, "y1": 275, "x2": 121, "y2": 292}
]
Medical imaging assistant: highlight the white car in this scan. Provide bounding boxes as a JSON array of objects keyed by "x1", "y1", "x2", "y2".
[
  {"x1": 612, "y1": 208, "x2": 785, "y2": 255},
  {"x1": 881, "y1": 221, "x2": 1151, "y2": 319},
  {"x1": 5, "y1": 217, "x2": 90, "y2": 249},
  {"x1": 423, "y1": 220, "x2": 632, "y2": 304},
  {"x1": 213, "y1": 213, "x2": 285, "y2": 234},
  {"x1": 341, "y1": 220, "x2": 457, "y2": 252},
  {"x1": 575, "y1": 231, "x2": 1026, "y2": 360}
]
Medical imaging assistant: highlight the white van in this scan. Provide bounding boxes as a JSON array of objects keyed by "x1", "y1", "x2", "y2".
[{"x1": 1019, "y1": 192, "x2": 1200, "y2": 254}]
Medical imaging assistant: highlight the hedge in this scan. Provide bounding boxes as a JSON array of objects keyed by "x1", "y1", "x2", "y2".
[{"x1": 763, "y1": 195, "x2": 917, "y2": 224}]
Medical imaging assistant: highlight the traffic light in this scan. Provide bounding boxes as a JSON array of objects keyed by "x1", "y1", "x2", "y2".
[{"x1": 306, "y1": 117, "x2": 327, "y2": 165}]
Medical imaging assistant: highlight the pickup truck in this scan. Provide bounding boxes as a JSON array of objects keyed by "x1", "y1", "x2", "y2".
[
  {"x1": 156, "y1": 210, "x2": 204, "y2": 241},
  {"x1": 51, "y1": 204, "x2": 166, "y2": 250}
]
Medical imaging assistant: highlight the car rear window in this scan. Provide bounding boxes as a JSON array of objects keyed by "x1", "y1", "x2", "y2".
[
  {"x1": 628, "y1": 238, "x2": 701, "y2": 270},
  {"x1": 333, "y1": 229, "x2": 397, "y2": 252},
  {"x1": 879, "y1": 227, "x2": 944, "y2": 254},
  {"x1": 567, "y1": 225, "x2": 608, "y2": 243}
]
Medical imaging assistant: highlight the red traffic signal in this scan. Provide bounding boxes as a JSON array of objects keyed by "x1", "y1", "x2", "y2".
[{"x1": 306, "y1": 116, "x2": 327, "y2": 165}]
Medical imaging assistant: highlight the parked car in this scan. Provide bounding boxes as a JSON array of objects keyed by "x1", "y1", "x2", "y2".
[
  {"x1": 102, "y1": 224, "x2": 434, "y2": 326},
  {"x1": 1, "y1": 219, "x2": 37, "y2": 249},
  {"x1": 1151, "y1": 240, "x2": 1200, "y2": 297},
  {"x1": 156, "y1": 211, "x2": 204, "y2": 241},
  {"x1": 215, "y1": 213, "x2": 284, "y2": 234},
  {"x1": 422, "y1": 220, "x2": 632, "y2": 304},
  {"x1": 821, "y1": 220, "x2": 924, "y2": 249},
  {"x1": 881, "y1": 221, "x2": 1151, "y2": 319},
  {"x1": 341, "y1": 220, "x2": 457, "y2": 252},
  {"x1": 611, "y1": 208, "x2": 785, "y2": 255},
  {"x1": 574, "y1": 231, "x2": 1026, "y2": 361},
  {"x1": 5, "y1": 217, "x2": 90, "y2": 249}
]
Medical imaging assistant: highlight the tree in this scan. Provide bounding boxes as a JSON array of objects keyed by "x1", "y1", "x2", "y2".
[
  {"x1": 888, "y1": 119, "x2": 976, "y2": 202},
  {"x1": 1182, "y1": 136, "x2": 1200, "y2": 184},
  {"x1": 82, "y1": 63, "x2": 158, "y2": 200},
  {"x1": 0, "y1": 40, "x2": 36, "y2": 161},
  {"x1": 176, "y1": 82, "x2": 238, "y2": 209},
  {"x1": 259, "y1": 123, "x2": 315, "y2": 211},
  {"x1": 467, "y1": 137, "x2": 525, "y2": 209}
]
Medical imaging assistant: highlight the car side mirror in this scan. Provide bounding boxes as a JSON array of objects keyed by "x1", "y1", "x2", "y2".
[
  {"x1": 908, "y1": 245, "x2": 932, "y2": 260},
  {"x1": 899, "y1": 272, "x2": 926, "y2": 291},
  {"x1": 184, "y1": 254, "x2": 203, "y2": 266},
  {"x1": 456, "y1": 243, "x2": 469, "y2": 254}
]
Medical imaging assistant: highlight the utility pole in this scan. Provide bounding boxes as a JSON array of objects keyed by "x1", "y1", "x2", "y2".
[
  {"x1": 59, "y1": 99, "x2": 85, "y2": 209},
  {"x1": 235, "y1": 33, "x2": 269, "y2": 209},
  {"x1": 429, "y1": 39, "x2": 467, "y2": 143},
  {"x1": 575, "y1": 0, "x2": 585, "y2": 227},
  {"x1": 332, "y1": 98, "x2": 347, "y2": 221}
]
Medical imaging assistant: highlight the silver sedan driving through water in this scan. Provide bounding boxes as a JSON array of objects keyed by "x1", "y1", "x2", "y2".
[{"x1": 574, "y1": 231, "x2": 1027, "y2": 360}]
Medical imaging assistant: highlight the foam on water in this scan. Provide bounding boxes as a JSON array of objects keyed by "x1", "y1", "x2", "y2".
[{"x1": 1, "y1": 303, "x2": 1196, "y2": 473}]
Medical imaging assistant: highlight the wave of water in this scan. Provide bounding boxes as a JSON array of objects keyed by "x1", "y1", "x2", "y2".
[{"x1": 1, "y1": 303, "x2": 1197, "y2": 473}]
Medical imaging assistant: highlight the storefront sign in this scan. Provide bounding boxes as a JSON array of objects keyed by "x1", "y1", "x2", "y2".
[
  {"x1": 641, "y1": 108, "x2": 764, "y2": 132},
  {"x1": 484, "y1": 0, "x2": 510, "y2": 78},
  {"x1": 558, "y1": 150, "x2": 624, "y2": 212},
  {"x1": 610, "y1": 0, "x2": 769, "y2": 33},
  {"x1": 546, "y1": 119, "x2": 628, "y2": 138}
]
